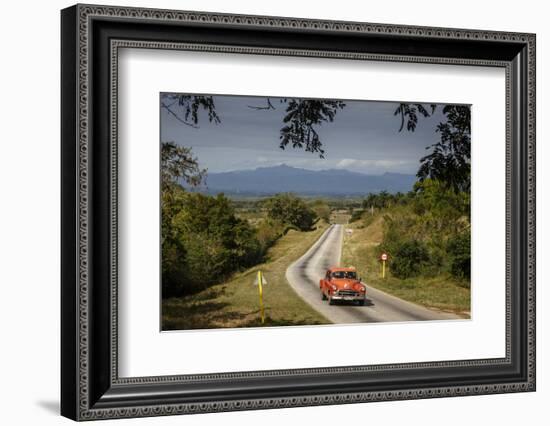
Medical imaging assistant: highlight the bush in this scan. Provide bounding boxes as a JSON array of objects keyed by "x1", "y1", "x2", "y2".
[
  {"x1": 255, "y1": 219, "x2": 285, "y2": 252},
  {"x1": 182, "y1": 232, "x2": 231, "y2": 289},
  {"x1": 424, "y1": 244, "x2": 445, "y2": 276},
  {"x1": 161, "y1": 236, "x2": 188, "y2": 298},
  {"x1": 309, "y1": 200, "x2": 331, "y2": 223},
  {"x1": 391, "y1": 240, "x2": 430, "y2": 279},
  {"x1": 265, "y1": 193, "x2": 317, "y2": 231},
  {"x1": 162, "y1": 190, "x2": 263, "y2": 297},
  {"x1": 447, "y1": 232, "x2": 471, "y2": 282},
  {"x1": 413, "y1": 179, "x2": 470, "y2": 220},
  {"x1": 349, "y1": 209, "x2": 364, "y2": 223}
]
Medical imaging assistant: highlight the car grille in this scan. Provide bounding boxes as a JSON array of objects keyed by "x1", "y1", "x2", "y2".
[{"x1": 336, "y1": 290, "x2": 358, "y2": 297}]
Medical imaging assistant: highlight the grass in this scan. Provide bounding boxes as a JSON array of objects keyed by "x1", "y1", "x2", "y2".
[
  {"x1": 342, "y1": 215, "x2": 471, "y2": 317},
  {"x1": 162, "y1": 222, "x2": 331, "y2": 330},
  {"x1": 331, "y1": 210, "x2": 351, "y2": 225}
]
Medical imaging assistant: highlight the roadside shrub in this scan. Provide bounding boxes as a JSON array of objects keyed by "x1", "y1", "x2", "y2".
[
  {"x1": 309, "y1": 200, "x2": 331, "y2": 223},
  {"x1": 424, "y1": 244, "x2": 445, "y2": 276},
  {"x1": 361, "y1": 214, "x2": 375, "y2": 229},
  {"x1": 391, "y1": 240, "x2": 430, "y2": 279},
  {"x1": 162, "y1": 190, "x2": 263, "y2": 297},
  {"x1": 256, "y1": 219, "x2": 281, "y2": 251},
  {"x1": 447, "y1": 232, "x2": 471, "y2": 283},
  {"x1": 349, "y1": 209, "x2": 364, "y2": 223},
  {"x1": 161, "y1": 237, "x2": 188, "y2": 298},
  {"x1": 182, "y1": 232, "x2": 232, "y2": 289},
  {"x1": 161, "y1": 187, "x2": 189, "y2": 297},
  {"x1": 413, "y1": 179, "x2": 470, "y2": 220},
  {"x1": 381, "y1": 213, "x2": 416, "y2": 248},
  {"x1": 265, "y1": 193, "x2": 317, "y2": 231}
]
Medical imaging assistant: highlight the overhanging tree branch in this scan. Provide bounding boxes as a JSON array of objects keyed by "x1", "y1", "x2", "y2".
[{"x1": 161, "y1": 102, "x2": 200, "y2": 128}]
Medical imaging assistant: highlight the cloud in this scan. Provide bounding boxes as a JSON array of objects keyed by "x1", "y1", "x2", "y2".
[
  {"x1": 335, "y1": 158, "x2": 413, "y2": 169},
  {"x1": 253, "y1": 156, "x2": 417, "y2": 175}
]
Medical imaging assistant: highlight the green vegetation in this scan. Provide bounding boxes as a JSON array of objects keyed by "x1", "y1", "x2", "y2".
[
  {"x1": 162, "y1": 178, "x2": 338, "y2": 328},
  {"x1": 349, "y1": 209, "x2": 365, "y2": 223},
  {"x1": 378, "y1": 179, "x2": 470, "y2": 281},
  {"x1": 162, "y1": 189, "x2": 263, "y2": 297},
  {"x1": 160, "y1": 96, "x2": 472, "y2": 323},
  {"x1": 309, "y1": 199, "x2": 331, "y2": 223},
  {"x1": 162, "y1": 187, "x2": 333, "y2": 298},
  {"x1": 161, "y1": 139, "x2": 330, "y2": 300},
  {"x1": 162, "y1": 222, "x2": 330, "y2": 330},
  {"x1": 342, "y1": 119, "x2": 472, "y2": 312},
  {"x1": 447, "y1": 232, "x2": 471, "y2": 284},
  {"x1": 161, "y1": 139, "x2": 333, "y2": 303},
  {"x1": 390, "y1": 240, "x2": 430, "y2": 279},
  {"x1": 264, "y1": 193, "x2": 318, "y2": 231},
  {"x1": 342, "y1": 184, "x2": 471, "y2": 315}
]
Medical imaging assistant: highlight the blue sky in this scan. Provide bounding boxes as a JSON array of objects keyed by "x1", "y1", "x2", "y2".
[{"x1": 160, "y1": 94, "x2": 450, "y2": 175}]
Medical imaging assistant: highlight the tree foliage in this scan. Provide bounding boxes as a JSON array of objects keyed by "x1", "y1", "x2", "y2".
[
  {"x1": 417, "y1": 105, "x2": 471, "y2": 192},
  {"x1": 279, "y1": 99, "x2": 346, "y2": 158},
  {"x1": 393, "y1": 103, "x2": 436, "y2": 132},
  {"x1": 162, "y1": 190, "x2": 263, "y2": 297},
  {"x1": 162, "y1": 94, "x2": 345, "y2": 158},
  {"x1": 160, "y1": 142, "x2": 208, "y2": 296},
  {"x1": 264, "y1": 193, "x2": 318, "y2": 231},
  {"x1": 349, "y1": 209, "x2": 364, "y2": 223},
  {"x1": 361, "y1": 190, "x2": 401, "y2": 209},
  {"x1": 161, "y1": 142, "x2": 207, "y2": 189},
  {"x1": 159, "y1": 94, "x2": 473, "y2": 291},
  {"x1": 162, "y1": 94, "x2": 471, "y2": 193},
  {"x1": 395, "y1": 103, "x2": 471, "y2": 193},
  {"x1": 373, "y1": 182, "x2": 470, "y2": 282},
  {"x1": 447, "y1": 232, "x2": 471, "y2": 283},
  {"x1": 309, "y1": 200, "x2": 331, "y2": 223},
  {"x1": 160, "y1": 138, "x2": 264, "y2": 297},
  {"x1": 412, "y1": 179, "x2": 470, "y2": 222},
  {"x1": 160, "y1": 94, "x2": 220, "y2": 128},
  {"x1": 161, "y1": 186, "x2": 189, "y2": 297},
  {"x1": 390, "y1": 240, "x2": 430, "y2": 279}
]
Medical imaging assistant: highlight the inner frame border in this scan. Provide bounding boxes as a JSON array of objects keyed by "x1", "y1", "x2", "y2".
[{"x1": 111, "y1": 41, "x2": 510, "y2": 383}]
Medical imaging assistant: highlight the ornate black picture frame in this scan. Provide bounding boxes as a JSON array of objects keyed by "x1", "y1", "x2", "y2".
[{"x1": 61, "y1": 4, "x2": 536, "y2": 421}]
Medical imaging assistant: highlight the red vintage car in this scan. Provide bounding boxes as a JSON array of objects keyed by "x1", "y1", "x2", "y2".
[{"x1": 320, "y1": 267, "x2": 366, "y2": 306}]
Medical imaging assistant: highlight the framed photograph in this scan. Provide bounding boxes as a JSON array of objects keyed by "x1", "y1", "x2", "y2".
[{"x1": 61, "y1": 4, "x2": 536, "y2": 421}]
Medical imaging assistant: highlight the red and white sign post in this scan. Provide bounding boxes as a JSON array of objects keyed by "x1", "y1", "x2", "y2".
[{"x1": 379, "y1": 252, "x2": 388, "y2": 279}]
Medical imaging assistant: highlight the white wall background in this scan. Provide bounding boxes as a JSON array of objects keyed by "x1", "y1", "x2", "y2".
[{"x1": 0, "y1": 0, "x2": 546, "y2": 424}]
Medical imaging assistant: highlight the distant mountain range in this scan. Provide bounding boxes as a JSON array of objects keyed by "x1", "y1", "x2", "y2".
[{"x1": 189, "y1": 164, "x2": 416, "y2": 196}]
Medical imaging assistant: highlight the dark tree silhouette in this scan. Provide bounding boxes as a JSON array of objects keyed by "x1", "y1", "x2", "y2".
[
  {"x1": 395, "y1": 103, "x2": 471, "y2": 193},
  {"x1": 161, "y1": 94, "x2": 344, "y2": 158},
  {"x1": 393, "y1": 103, "x2": 437, "y2": 132},
  {"x1": 161, "y1": 142, "x2": 206, "y2": 189},
  {"x1": 279, "y1": 98, "x2": 345, "y2": 158},
  {"x1": 161, "y1": 94, "x2": 220, "y2": 128},
  {"x1": 417, "y1": 105, "x2": 471, "y2": 193},
  {"x1": 161, "y1": 94, "x2": 471, "y2": 191},
  {"x1": 160, "y1": 95, "x2": 220, "y2": 189}
]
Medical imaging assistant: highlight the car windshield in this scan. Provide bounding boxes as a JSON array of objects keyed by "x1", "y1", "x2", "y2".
[{"x1": 332, "y1": 271, "x2": 357, "y2": 279}]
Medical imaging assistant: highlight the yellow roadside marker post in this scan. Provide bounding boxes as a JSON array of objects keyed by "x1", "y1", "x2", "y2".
[
  {"x1": 254, "y1": 271, "x2": 267, "y2": 324},
  {"x1": 379, "y1": 252, "x2": 388, "y2": 279}
]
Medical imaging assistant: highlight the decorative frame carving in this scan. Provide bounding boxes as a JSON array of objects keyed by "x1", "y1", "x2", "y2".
[{"x1": 61, "y1": 4, "x2": 535, "y2": 421}]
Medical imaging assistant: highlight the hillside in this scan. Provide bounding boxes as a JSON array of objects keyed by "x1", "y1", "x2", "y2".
[{"x1": 190, "y1": 164, "x2": 415, "y2": 196}]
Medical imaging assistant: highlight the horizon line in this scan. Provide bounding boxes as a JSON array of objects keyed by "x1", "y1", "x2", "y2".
[{"x1": 204, "y1": 163, "x2": 416, "y2": 176}]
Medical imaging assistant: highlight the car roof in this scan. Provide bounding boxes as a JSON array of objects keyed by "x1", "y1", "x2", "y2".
[{"x1": 329, "y1": 267, "x2": 356, "y2": 272}]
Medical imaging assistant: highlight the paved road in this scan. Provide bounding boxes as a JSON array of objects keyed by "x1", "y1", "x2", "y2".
[{"x1": 286, "y1": 224, "x2": 461, "y2": 324}]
